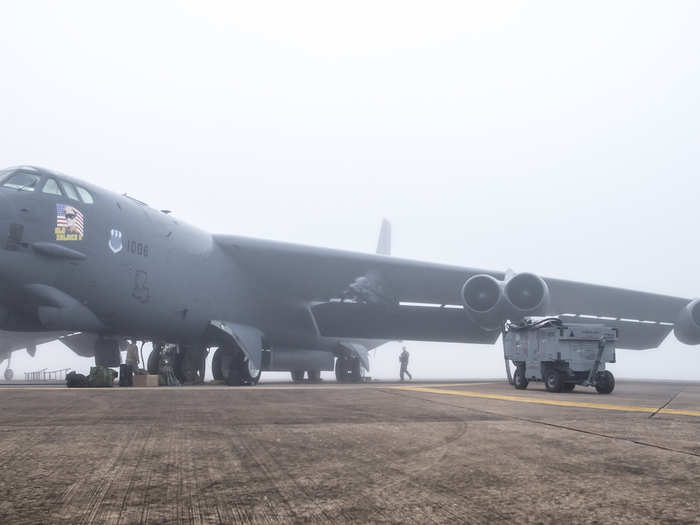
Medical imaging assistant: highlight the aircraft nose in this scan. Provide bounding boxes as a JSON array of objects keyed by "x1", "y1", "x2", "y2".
[{"x1": 0, "y1": 193, "x2": 16, "y2": 250}]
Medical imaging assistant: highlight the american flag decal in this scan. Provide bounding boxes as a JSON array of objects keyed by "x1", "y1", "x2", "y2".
[{"x1": 56, "y1": 203, "x2": 85, "y2": 239}]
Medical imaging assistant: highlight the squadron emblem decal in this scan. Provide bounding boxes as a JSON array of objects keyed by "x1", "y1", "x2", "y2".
[
  {"x1": 109, "y1": 229, "x2": 123, "y2": 254},
  {"x1": 55, "y1": 204, "x2": 84, "y2": 241}
]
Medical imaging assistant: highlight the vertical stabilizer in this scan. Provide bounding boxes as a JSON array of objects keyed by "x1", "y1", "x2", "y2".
[{"x1": 376, "y1": 219, "x2": 391, "y2": 256}]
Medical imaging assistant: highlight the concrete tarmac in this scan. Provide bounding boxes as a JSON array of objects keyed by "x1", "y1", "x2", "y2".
[{"x1": 0, "y1": 379, "x2": 699, "y2": 524}]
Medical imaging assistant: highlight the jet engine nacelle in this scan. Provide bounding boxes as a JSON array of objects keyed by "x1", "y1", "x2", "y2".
[
  {"x1": 504, "y1": 272, "x2": 551, "y2": 321},
  {"x1": 461, "y1": 274, "x2": 506, "y2": 330},
  {"x1": 673, "y1": 299, "x2": 700, "y2": 345},
  {"x1": 461, "y1": 272, "x2": 551, "y2": 330}
]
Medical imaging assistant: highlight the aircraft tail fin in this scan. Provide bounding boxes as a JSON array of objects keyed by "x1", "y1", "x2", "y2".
[{"x1": 376, "y1": 218, "x2": 391, "y2": 256}]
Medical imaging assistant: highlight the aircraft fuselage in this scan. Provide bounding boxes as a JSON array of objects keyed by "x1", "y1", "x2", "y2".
[{"x1": 0, "y1": 167, "x2": 316, "y2": 349}]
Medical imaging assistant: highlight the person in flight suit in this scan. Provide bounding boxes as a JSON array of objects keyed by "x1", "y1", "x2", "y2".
[
  {"x1": 126, "y1": 340, "x2": 140, "y2": 371},
  {"x1": 119, "y1": 339, "x2": 140, "y2": 387},
  {"x1": 399, "y1": 346, "x2": 412, "y2": 381}
]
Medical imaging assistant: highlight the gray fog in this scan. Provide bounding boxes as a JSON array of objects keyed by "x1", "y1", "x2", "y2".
[{"x1": 1, "y1": 1, "x2": 699, "y2": 380}]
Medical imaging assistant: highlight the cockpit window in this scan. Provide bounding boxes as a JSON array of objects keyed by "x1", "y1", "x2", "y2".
[
  {"x1": 76, "y1": 186, "x2": 94, "y2": 204},
  {"x1": 60, "y1": 180, "x2": 80, "y2": 201},
  {"x1": 2, "y1": 172, "x2": 41, "y2": 192},
  {"x1": 42, "y1": 178, "x2": 63, "y2": 196}
]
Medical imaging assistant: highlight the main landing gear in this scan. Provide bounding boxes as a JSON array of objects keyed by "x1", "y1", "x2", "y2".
[
  {"x1": 147, "y1": 343, "x2": 207, "y2": 385},
  {"x1": 212, "y1": 346, "x2": 260, "y2": 386},
  {"x1": 147, "y1": 342, "x2": 260, "y2": 387},
  {"x1": 335, "y1": 355, "x2": 362, "y2": 383}
]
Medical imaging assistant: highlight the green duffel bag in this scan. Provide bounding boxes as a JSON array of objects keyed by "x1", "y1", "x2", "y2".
[{"x1": 88, "y1": 366, "x2": 116, "y2": 387}]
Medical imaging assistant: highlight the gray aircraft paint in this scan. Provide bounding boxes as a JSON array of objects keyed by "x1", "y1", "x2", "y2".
[{"x1": 0, "y1": 166, "x2": 698, "y2": 380}]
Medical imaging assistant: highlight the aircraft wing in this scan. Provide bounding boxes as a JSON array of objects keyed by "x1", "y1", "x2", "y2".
[
  {"x1": 214, "y1": 235, "x2": 692, "y2": 349},
  {"x1": 215, "y1": 234, "x2": 503, "y2": 304},
  {"x1": 0, "y1": 330, "x2": 69, "y2": 357}
]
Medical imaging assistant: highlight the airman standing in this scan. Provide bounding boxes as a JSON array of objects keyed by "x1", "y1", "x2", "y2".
[{"x1": 399, "y1": 346, "x2": 412, "y2": 381}]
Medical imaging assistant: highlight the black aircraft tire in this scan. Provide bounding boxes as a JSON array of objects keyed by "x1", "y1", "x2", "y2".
[
  {"x1": 220, "y1": 347, "x2": 258, "y2": 386},
  {"x1": 291, "y1": 370, "x2": 305, "y2": 383},
  {"x1": 307, "y1": 370, "x2": 321, "y2": 383},
  {"x1": 221, "y1": 348, "x2": 242, "y2": 386},
  {"x1": 335, "y1": 358, "x2": 349, "y2": 383},
  {"x1": 349, "y1": 357, "x2": 362, "y2": 384},
  {"x1": 4, "y1": 368, "x2": 13, "y2": 381},
  {"x1": 225, "y1": 365, "x2": 243, "y2": 386},
  {"x1": 147, "y1": 349, "x2": 160, "y2": 375},
  {"x1": 248, "y1": 366, "x2": 261, "y2": 386},
  {"x1": 172, "y1": 352, "x2": 187, "y2": 384},
  {"x1": 561, "y1": 383, "x2": 576, "y2": 393},
  {"x1": 212, "y1": 348, "x2": 224, "y2": 381},
  {"x1": 544, "y1": 369, "x2": 563, "y2": 393},
  {"x1": 595, "y1": 371, "x2": 615, "y2": 394},
  {"x1": 513, "y1": 367, "x2": 528, "y2": 390}
]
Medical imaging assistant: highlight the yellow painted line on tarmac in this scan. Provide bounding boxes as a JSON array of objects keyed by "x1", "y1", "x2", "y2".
[
  {"x1": 394, "y1": 386, "x2": 700, "y2": 418},
  {"x1": 0, "y1": 381, "x2": 496, "y2": 391}
]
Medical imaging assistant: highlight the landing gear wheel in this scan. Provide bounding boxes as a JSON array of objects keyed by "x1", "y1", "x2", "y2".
[
  {"x1": 217, "y1": 347, "x2": 260, "y2": 386},
  {"x1": 147, "y1": 348, "x2": 161, "y2": 375},
  {"x1": 4, "y1": 368, "x2": 13, "y2": 381},
  {"x1": 212, "y1": 348, "x2": 224, "y2": 381},
  {"x1": 307, "y1": 370, "x2": 321, "y2": 383},
  {"x1": 561, "y1": 383, "x2": 576, "y2": 393},
  {"x1": 595, "y1": 370, "x2": 615, "y2": 394},
  {"x1": 544, "y1": 369, "x2": 563, "y2": 393},
  {"x1": 335, "y1": 357, "x2": 351, "y2": 383},
  {"x1": 172, "y1": 351, "x2": 188, "y2": 384},
  {"x1": 220, "y1": 349, "x2": 241, "y2": 386},
  {"x1": 246, "y1": 358, "x2": 261, "y2": 385},
  {"x1": 513, "y1": 367, "x2": 528, "y2": 390},
  {"x1": 291, "y1": 370, "x2": 305, "y2": 383},
  {"x1": 350, "y1": 358, "x2": 362, "y2": 383}
]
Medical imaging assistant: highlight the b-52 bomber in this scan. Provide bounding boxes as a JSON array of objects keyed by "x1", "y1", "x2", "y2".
[{"x1": 0, "y1": 165, "x2": 698, "y2": 385}]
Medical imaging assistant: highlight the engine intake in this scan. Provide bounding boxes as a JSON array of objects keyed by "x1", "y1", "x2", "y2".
[
  {"x1": 462, "y1": 272, "x2": 551, "y2": 330},
  {"x1": 504, "y1": 272, "x2": 550, "y2": 316},
  {"x1": 674, "y1": 299, "x2": 700, "y2": 345},
  {"x1": 462, "y1": 275, "x2": 501, "y2": 313}
]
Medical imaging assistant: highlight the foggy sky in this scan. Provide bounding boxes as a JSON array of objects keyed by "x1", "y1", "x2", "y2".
[{"x1": 1, "y1": 1, "x2": 699, "y2": 380}]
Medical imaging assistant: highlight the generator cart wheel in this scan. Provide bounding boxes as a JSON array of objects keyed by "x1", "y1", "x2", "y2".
[
  {"x1": 561, "y1": 383, "x2": 576, "y2": 393},
  {"x1": 595, "y1": 371, "x2": 615, "y2": 394},
  {"x1": 544, "y1": 369, "x2": 563, "y2": 393},
  {"x1": 513, "y1": 367, "x2": 528, "y2": 390}
]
